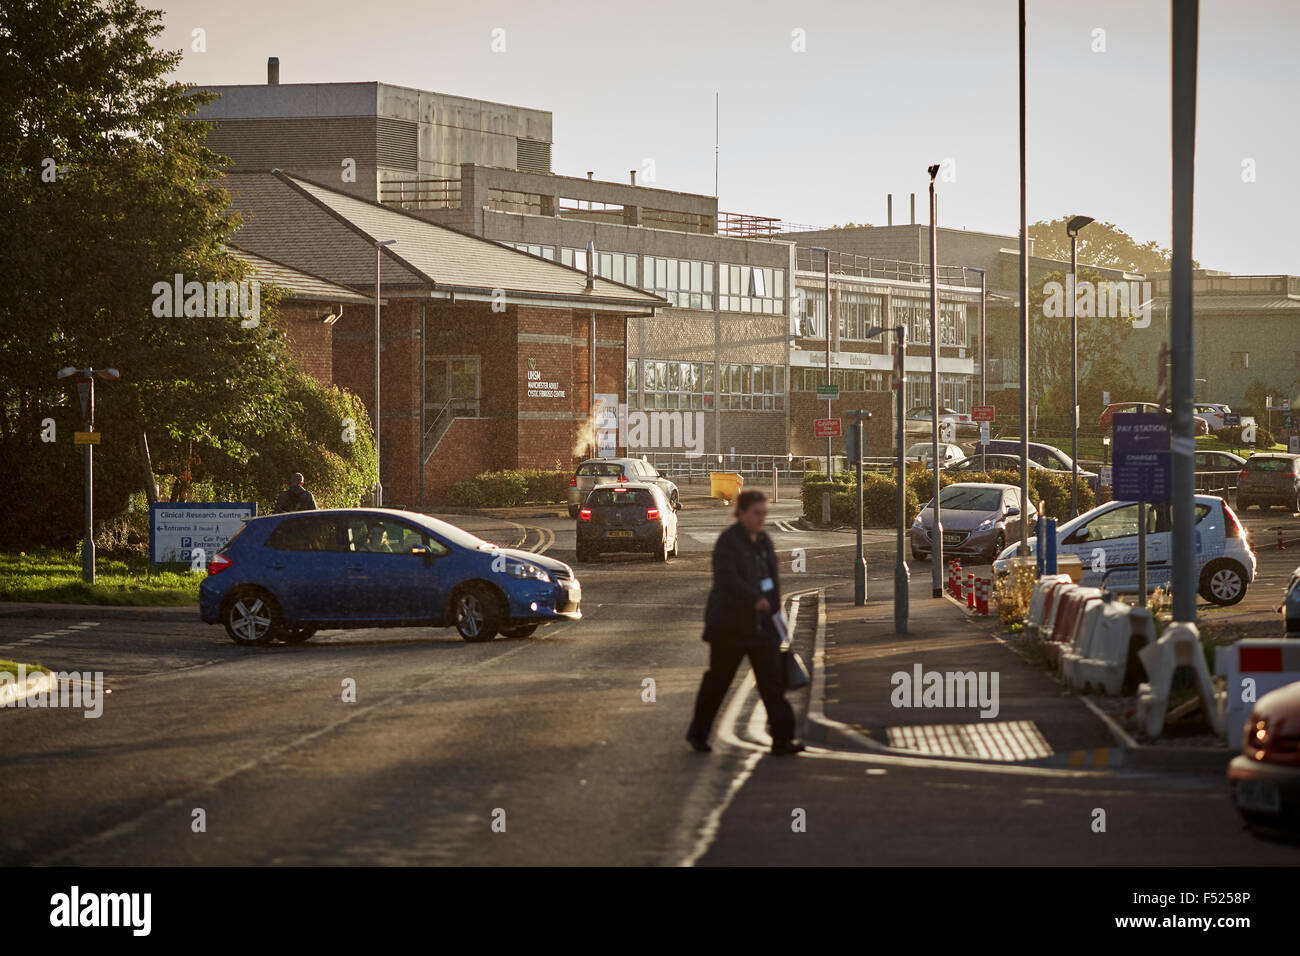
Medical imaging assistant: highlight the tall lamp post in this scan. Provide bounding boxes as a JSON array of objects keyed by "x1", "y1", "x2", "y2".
[
  {"x1": 57, "y1": 366, "x2": 119, "y2": 583},
  {"x1": 927, "y1": 163, "x2": 943, "y2": 598},
  {"x1": 810, "y1": 247, "x2": 833, "y2": 476},
  {"x1": 1066, "y1": 215, "x2": 1094, "y2": 519},
  {"x1": 374, "y1": 238, "x2": 397, "y2": 506},
  {"x1": 867, "y1": 324, "x2": 908, "y2": 634},
  {"x1": 1016, "y1": 0, "x2": 1031, "y2": 557}
]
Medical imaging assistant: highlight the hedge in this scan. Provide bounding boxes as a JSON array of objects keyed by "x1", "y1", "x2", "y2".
[
  {"x1": 1215, "y1": 424, "x2": 1277, "y2": 448},
  {"x1": 448, "y1": 469, "x2": 571, "y2": 508}
]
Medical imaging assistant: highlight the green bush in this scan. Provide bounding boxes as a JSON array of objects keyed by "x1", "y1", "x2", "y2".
[
  {"x1": 802, "y1": 474, "x2": 920, "y2": 527},
  {"x1": 1216, "y1": 424, "x2": 1276, "y2": 448},
  {"x1": 447, "y1": 468, "x2": 570, "y2": 508}
]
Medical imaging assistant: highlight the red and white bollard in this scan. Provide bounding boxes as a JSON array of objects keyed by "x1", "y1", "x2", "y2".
[
  {"x1": 976, "y1": 578, "x2": 990, "y2": 615},
  {"x1": 946, "y1": 561, "x2": 955, "y2": 596},
  {"x1": 967, "y1": 572, "x2": 976, "y2": 608},
  {"x1": 953, "y1": 558, "x2": 962, "y2": 598}
]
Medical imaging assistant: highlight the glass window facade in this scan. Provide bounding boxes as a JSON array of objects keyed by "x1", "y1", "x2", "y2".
[
  {"x1": 638, "y1": 360, "x2": 714, "y2": 409},
  {"x1": 562, "y1": 247, "x2": 638, "y2": 285},
  {"x1": 790, "y1": 367, "x2": 888, "y2": 392},
  {"x1": 502, "y1": 241, "x2": 556, "y2": 260},
  {"x1": 641, "y1": 256, "x2": 713, "y2": 309},
  {"x1": 838, "y1": 292, "x2": 885, "y2": 342},
  {"x1": 719, "y1": 363, "x2": 785, "y2": 411},
  {"x1": 720, "y1": 264, "x2": 785, "y2": 314}
]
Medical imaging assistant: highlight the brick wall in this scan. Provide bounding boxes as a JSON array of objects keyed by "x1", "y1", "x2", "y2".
[{"x1": 278, "y1": 301, "x2": 335, "y2": 384}]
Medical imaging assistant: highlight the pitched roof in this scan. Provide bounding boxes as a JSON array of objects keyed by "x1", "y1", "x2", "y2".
[
  {"x1": 227, "y1": 245, "x2": 374, "y2": 304},
  {"x1": 221, "y1": 171, "x2": 665, "y2": 311}
]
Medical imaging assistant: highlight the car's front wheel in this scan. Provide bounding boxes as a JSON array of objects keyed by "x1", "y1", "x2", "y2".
[
  {"x1": 984, "y1": 533, "x2": 1005, "y2": 564},
  {"x1": 654, "y1": 535, "x2": 669, "y2": 562},
  {"x1": 454, "y1": 583, "x2": 504, "y2": 642},
  {"x1": 223, "y1": 589, "x2": 282, "y2": 646},
  {"x1": 1200, "y1": 559, "x2": 1248, "y2": 606},
  {"x1": 911, "y1": 548, "x2": 929, "y2": 562}
]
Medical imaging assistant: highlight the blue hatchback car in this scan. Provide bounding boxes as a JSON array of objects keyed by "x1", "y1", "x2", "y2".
[{"x1": 199, "y1": 509, "x2": 581, "y2": 646}]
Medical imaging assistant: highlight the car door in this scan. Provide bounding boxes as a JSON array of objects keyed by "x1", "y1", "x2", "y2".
[
  {"x1": 340, "y1": 515, "x2": 443, "y2": 622},
  {"x1": 261, "y1": 515, "x2": 346, "y2": 621},
  {"x1": 1061, "y1": 503, "x2": 1160, "y2": 590}
]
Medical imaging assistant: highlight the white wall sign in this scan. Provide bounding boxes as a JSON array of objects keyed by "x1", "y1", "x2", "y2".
[{"x1": 149, "y1": 503, "x2": 257, "y2": 565}]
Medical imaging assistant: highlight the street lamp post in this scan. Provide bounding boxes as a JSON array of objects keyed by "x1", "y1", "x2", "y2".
[
  {"x1": 868, "y1": 324, "x2": 909, "y2": 634},
  {"x1": 1017, "y1": 0, "x2": 1031, "y2": 557},
  {"x1": 810, "y1": 247, "x2": 833, "y2": 477},
  {"x1": 374, "y1": 239, "x2": 397, "y2": 506},
  {"x1": 1067, "y1": 215, "x2": 1094, "y2": 519},
  {"x1": 56, "y1": 366, "x2": 119, "y2": 583},
  {"x1": 927, "y1": 163, "x2": 943, "y2": 598}
]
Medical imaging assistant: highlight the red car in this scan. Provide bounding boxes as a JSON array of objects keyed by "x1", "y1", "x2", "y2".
[
  {"x1": 1228, "y1": 680, "x2": 1300, "y2": 832},
  {"x1": 1098, "y1": 402, "x2": 1210, "y2": 435}
]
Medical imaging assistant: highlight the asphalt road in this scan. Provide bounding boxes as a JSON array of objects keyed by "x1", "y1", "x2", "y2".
[{"x1": 0, "y1": 501, "x2": 1297, "y2": 866}]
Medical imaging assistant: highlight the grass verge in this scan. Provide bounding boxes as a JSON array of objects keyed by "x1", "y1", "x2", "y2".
[{"x1": 0, "y1": 550, "x2": 201, "y2": 606}]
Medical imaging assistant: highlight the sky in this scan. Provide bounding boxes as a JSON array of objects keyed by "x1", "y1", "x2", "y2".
[{"x1": 158, "y1": 0, "x2": 1300, "y2": 275}]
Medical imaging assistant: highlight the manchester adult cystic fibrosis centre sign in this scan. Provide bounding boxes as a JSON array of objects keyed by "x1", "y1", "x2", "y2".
[{"x1": 149, "y1": 502, "x2": 257, "y2": 566}]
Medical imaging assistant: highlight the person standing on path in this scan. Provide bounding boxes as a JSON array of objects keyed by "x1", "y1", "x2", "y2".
[
  {"x1": 273, "y1": 472, "x2": 318, "y2": 513},
  {"x1": 686, "y1": 489, "x2": 803, "y2": 756}
]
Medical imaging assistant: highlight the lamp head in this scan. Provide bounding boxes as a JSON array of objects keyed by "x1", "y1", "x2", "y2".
[{"x1": 1066, "y1": 215, "x2": 1095, "y2": 237}]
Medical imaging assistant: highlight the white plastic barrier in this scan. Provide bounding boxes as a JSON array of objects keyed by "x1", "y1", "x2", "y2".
[
  {"x1": 1044, "y1": 586, "x2": 1102, "y2": 669},
  {"x1": 1215, "y1": 640, "x2": 1300, "y2": 748},
  {"x1": 1136, "y1": 622, "x2": 1224, "y2": 739},
  {"x1": 1026, "y1": 575, "x2": 1072, "y2": 639},
  {"x1": 1062, "y1": 600, "x2": 1155, "y2": 696}
]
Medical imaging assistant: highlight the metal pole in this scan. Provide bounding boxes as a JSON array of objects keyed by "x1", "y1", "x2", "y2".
[
  {"x1": 83, "y1": 442, "x2": 94, "y2": 584},
  {"x1": 1138, "y1": 501, "x2": 1148, "y2": 602},
  {"x1": 825, "y1": 252, "x2": 832, "y2": 477},
  {"x1": 1170, "y1": 0, "x2": 1199, "y2": 624},
  {"x1": 374, "y1": 244, "x2": 383, "y2": 507},
  {"x1": 1016, "y1": 0, "x2": 1031, "y2": 556},
  {"x1": 1070, "y1": 233, "x2": 1080, "y2": 519},
  {"x1": 928, "y1": 168, "x2": 943, "y2": 598},
  {"x1": 854, "y1": 413, "x2": 865, "y2": 606},
  {"x1": 895, "y1": 326, "x2": 909, "y2": 633}
]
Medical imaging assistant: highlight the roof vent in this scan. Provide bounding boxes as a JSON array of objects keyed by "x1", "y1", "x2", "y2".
[{"x1": 268, "y1": 57, "x2": 280, "y2": 85}]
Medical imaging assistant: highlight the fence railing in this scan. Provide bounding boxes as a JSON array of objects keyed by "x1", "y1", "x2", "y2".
[{"x1": 379, "y1": 178, "x2": 461, "y2": 211}]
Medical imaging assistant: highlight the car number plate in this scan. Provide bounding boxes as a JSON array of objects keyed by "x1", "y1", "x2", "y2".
[
  {"x1": 1234, "y1": 779, "x2": 1281, "y2": 814},
  {"x1": 943, "y1": 533, "x2": 962, "y2": 545},
  {"x1": 607, "y1": 530, "x2": 634, "y2": 538}
]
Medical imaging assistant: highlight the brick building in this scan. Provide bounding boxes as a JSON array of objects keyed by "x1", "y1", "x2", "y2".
[{"x1": 222, "y1": 170, "x2": 663, "y2": 506}]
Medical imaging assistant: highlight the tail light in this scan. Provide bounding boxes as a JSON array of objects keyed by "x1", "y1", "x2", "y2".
[
  {"x1": 1239, "y1": 469, "x2": 1249, "y2": 483},
  {"x1": 1284, "y1": 471, "x2": 1296, "y2": 480},
  {"x1": 208, "y1": 552, "x2": 233, "y2": 575},
  {"x1": 569, "y1": 476, "x2": 577, "y2": 487},
  {"x1": 578, "y1": 508, "x2": 592, "y2": 521},
  {"x1": 646, "y1": 508, "x2": 660, "y2": 521},
  {"x1": 1225, "y1": 505, "x2": 1243, "y2": 538}
]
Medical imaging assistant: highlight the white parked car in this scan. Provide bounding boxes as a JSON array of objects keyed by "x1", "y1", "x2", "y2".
[
  {"x1": 993, "y1": 494, "x2": 1256, "y2": 605},
  {"x1": 1194, "y1": 403, "x2": 1234, "y2": 432},
  {"x1": 905, "y1": 442, "x2": 966, "y2": 466}
]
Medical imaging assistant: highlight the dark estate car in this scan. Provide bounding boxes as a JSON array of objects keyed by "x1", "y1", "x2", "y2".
[
  {"x1": 199, "y1": 509, "x2": 581, "y2": 646},
  {"x1": 576, "y1": 482, "x2": 679, "y2": 562},
  {"x1": 1236, "y1": 453, "x2": 1300, "y2": 513},
  {"x1": 981, "y1": 439, "x2": 1099, "y2": 490}
]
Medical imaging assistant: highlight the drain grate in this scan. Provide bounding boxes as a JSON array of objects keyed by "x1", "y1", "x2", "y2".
[{"x1": 885, "y1": 720, "x2": 1053, "y2": 761}]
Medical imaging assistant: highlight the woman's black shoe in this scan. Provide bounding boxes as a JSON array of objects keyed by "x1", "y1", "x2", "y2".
[
  {"x1": 686, "y1": 733, "x2": 712, "y2": 752},
  {"x1": 771, "y1": 740, "x2": 806, "y2": 756}
]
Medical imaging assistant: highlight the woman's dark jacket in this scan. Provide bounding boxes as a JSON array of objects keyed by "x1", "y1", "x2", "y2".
[{"x1": 703, "y1": 522, "x2": 781, "y2": 646}]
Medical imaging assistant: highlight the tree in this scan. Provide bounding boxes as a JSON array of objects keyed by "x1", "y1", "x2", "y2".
[
  {"x1": 1028, "y1": 217, "x2": 1196, "y2": 274},
  {"x1": 0, "y1": 0, "x2": 376, "y2": 547}
]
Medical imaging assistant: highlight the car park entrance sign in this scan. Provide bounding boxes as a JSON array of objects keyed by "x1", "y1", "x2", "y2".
[
  {"x1": 814, "y1": 418, "x2": 842, "y2": 438},
  {"x1": 150, "y1": 502, "x2": 256, "y2": 566},
  {"x1": 1112, "y1": 413, "x2": 1170, "y2": 503},
  {"x1": 971, "y1": 405, "x2": 995, "y2": 422}
]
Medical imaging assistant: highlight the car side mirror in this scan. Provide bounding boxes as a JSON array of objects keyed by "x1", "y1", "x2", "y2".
[{"x1": 1005, "y1": 506, "x2": 1021, "y2": 517}]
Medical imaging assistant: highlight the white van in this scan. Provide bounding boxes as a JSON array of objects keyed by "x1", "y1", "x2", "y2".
[{"x1": 993, "y1": 495, "x2": 1256, "y2": 605}]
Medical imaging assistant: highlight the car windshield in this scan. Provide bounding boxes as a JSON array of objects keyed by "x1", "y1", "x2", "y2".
[
  {"x1": 935, "y1": 487, "x2": 1003, "y2": 512},
  {"x1": 577, "y1": 462, "x2": 625, "y2": 477},
  {"x1": 906, "y1": 444, "x2": 936, "y2": 456},
  {"x1": 403, "y1": 513, "x2": 498, "y2": 551},
  {"x1": 587, "y1": 488, "x2": 656, "y2": 507},
  {"x1": 1247, "y1": 458, "x2": 1294, "y2": 471}
]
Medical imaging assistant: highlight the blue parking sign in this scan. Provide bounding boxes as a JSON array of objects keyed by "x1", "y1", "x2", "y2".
[{"x1": 1112, "y1": 413, "x2": 1171, "y2": 503}]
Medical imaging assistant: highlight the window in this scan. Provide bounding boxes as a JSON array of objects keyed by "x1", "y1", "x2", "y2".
[
  {"x1": 719, "y1": 363, "x2": 784, "y2": 411},
  {"x1": 341, "y1": 517, "x2": 442, "y2": 556},
  {"x1": 720, "y1": 264, "x2": 784, "y2": 314},
  {"x1": 799, "y1": 288, "x2": 827, "y2": 338},
  {"x1": 265, "y1": 516, "x2": 339, "y2": 552},
  {"x1": 562, "y1": 248, "x2": 638, "y2": 285},
  {"x1": 1073, "y1": 504, "x2": 1158, "y2": 543},
  {"x1": 642, "y1": 256, "x2": 712, "y2": 309},
  {"x1": 1231, "y1": 352, "x2": 1249, "y2": 369},
  {"x1": 641, "y1": 360, "x2": 713, "y2": 409},
  {"x1": 790, "y1": 368, "x2": 888, "y2": 392},
  {"x1": 502, "y1": 241, "x2": 556, "y2": 261},
  {"x1": 626, "y1": 360, "x2": 639, "y2": 410},
  {"x1": 838, "y1": 293, "x2": 884, "y2": 341}
]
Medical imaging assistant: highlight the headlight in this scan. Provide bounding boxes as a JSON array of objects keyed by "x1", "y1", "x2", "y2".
[
  {"x1": 912, "y1": 514, "x2": 924, "y2": 527},
  {"x1": 977, "y1": 517, "x2": 996, "y2": 531},
  {"x1": 505, "y1": 562, "x2": 551, "y2": 583}
]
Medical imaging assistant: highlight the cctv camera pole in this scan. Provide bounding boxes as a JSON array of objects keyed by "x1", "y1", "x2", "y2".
[
  {"x1": 927, "y1": 164, "x2": 943, "y2": 598},
  {"x1": 1169, "y1": 0, "x2": 1199, "y2": 624}
]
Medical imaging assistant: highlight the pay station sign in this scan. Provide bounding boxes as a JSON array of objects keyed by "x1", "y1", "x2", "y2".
[
  {"x1": 814, "y1": 418, "x2": 842, "y2": 438},
  {"x1": 1112, "y1": 413, "x2": 1170, "y2": 503}
]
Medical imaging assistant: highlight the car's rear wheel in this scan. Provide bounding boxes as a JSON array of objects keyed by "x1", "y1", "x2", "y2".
[
  {"x1": 568, "y1": 505, "x2": 580, "y2": 518},
  {"x1": 279, "y1": 626, "x2": 317, "y2": 645},
  {"x1": 670, "y1": 532, "x2": 679, "y2": 557},
  {"x1": 1199, "y1": 559, "x2": 1247, "y2": 606},
  {"x1": 669, "y1": 489, "x2": 680, "y2": 511},
  {"x1": 223, "y1": 589, "x2": 282, "y2": 646},
  {"x1": 655, "y1": 534, "x2": 669, "y2": 562},
  {"x1": 1237, "y1": 497, "x2": 1252, "y2": 511},
  {"x1": 576, "y1": 542, "x2": 592, "y2": 562},
  {"x1": 911, "y1": 548, "x2": 929, "y2": 562},
  {"x1": 454, "y1": 583, "x2": 504, "y2": 642},
  {"x1": 500, "y1": 623, "x2": 540, "y2": 638}
]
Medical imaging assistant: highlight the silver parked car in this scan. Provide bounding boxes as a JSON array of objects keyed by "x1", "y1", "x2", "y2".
[
  {"x1": 567, "y1": 457, "x2": 680, "y2": 518},
  {"x1": 1285, "y1": 564, "x2": 1300, "y2": 636},
  {"x1": 911, "y1": 482, "x2": 1037, "y2": 564}
]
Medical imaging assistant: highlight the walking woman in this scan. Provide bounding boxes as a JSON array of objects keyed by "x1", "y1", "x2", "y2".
[{"x1": 686, "y1": 489, "x2": 804, "y2": 755}]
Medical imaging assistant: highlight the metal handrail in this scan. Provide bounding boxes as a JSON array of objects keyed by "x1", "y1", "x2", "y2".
[{"x1": 422, "y1": 398, "x2": 458, "y2": 464}]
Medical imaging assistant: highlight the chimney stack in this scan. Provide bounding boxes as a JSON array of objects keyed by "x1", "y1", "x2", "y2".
[
  {"x1": 587, "y1": 171, "x2": 594, "y2": 180},
  {"x1": 887, "y1": 194, "x2": 893, "y2": 227},
  {"x1": 910, "y1": 193, "x2": 916, "y2": 225},
  {"x1": 630, "y1": 170, "x2": 637, "y2": 185},
  {"x1": 267, "y1": 57, "x2": 280, "y2": 85}
]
